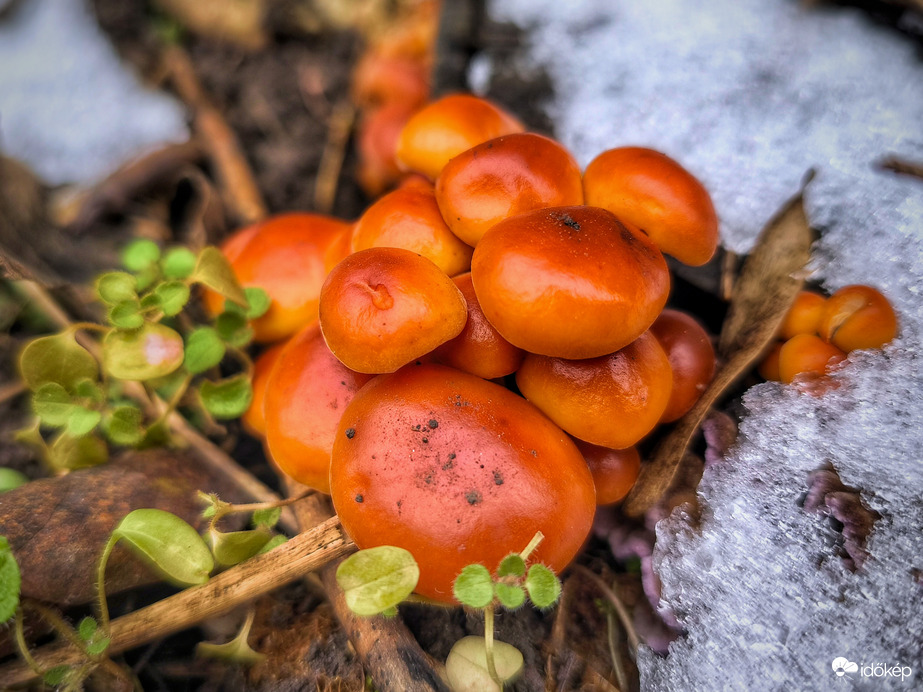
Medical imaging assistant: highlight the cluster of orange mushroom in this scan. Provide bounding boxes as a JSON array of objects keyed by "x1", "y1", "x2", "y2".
[
  {"x1": 759, "y1": 285, "x2": 898, "y2": 384},
  {"x1": 209, "y1": 93, "x2": 722, "y2": 602}
]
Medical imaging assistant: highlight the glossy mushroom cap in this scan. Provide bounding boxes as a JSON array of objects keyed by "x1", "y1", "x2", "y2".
[
  {"x1": 319, "y1": 247, "x2": 468, "y2": 374},
  {"x1": 435, "y1": 132, "x2": 584, "y2": 247},
  {"x1": 395, "y1": 94, "x2": 524, "y2": 181},
  {"x1": 330, "y1": 363, "x2": 596, "y2": 603},
  {"x1": 471, "y1": 205, "x2": 670, "y2": 359},
  {"x1": 583, "y1": 146, "x2": 719, "y2": 266},
  {"x1": 203, "y1": 213, "x2": 352, "y2": 343},
  {"x1": 351, "y1": 185, "x2": 473, "y2": 277},
  {"x1": 516, "y1": 330, "x2": 673, "y2": 450}
]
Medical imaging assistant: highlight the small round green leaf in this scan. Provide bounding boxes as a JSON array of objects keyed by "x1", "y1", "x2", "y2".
[
  {"x1": 207, "y1": 528, "x2": 272, "y2": 567},
  {"x1": 86, "y1": 636, "x2": 111, "y2": 657},
  {"x1": 257, "y1": 534, "x2": 287, "y2": 554},
  {"x1": 162, "y1": 247, "x2": 197, "y2": 279},
  {"x1": 78, "y1": 616, "x2": 98, "y2": 641},
  {"x1": 192, "y1": 246, "x2": 247, "y2": 307},
  {"x1": 494, "y1": 582, "x2": 526, "y2": 610},
  {"x1": 252, "y1": 507, "x2": 281, "y2": 529},
  {"x1": 42, "y1": 666, "x2": 70, "y2": 687},
  {"x1": 104, "y1": 405, "x2": 145, "y2": 446},
  {"x1": 215, "y1": 309, "x2": 253, "y2": 347},
  {"x1": 122, "y1": 239, "x2": 161, "y2": 272},
  {"x1": 108, "y1": 299, "x2": 144, "y2": 330},
  {"x1": 65, "y1": 407, "x2": 102, "y2": 437},
  {"x1": 244, "y1": 287, "x2": 271, "y2": 319},
  {"x1": 497, "y1": 554, "x2": 526, "y2": 579},
  {"x1": 0, "y1": 468, "x2": 29, "y2": 493},
  {"x1": 113, "y1": 508, "x2": 214, "y2": 586},
  {"x1": 184, "y1": 327, "x2": 226, "y2": 374},
  {"x1": 32, "y1": 382, "x2": 75, "y2": 426},
  {"x1": 453, "y1": 564, "x2": 494, "y2": 608},
  {"x1": 155, "y1": 281, "x2": 191, "y2": 317},
  {"x1": 49, "y1": 432, "x2": 108, "y2": 471},
  {"x1": 209, "y1": 528, "x2": 271, "y2": 566},
  {"x1": 74, "y1": 378, "x2": 105, "y2": 404},
  {"x1": 336, "y1": 546, "x2": 420, "y2": 616},
  {"x1": 525, "y1": 564, "x2": 562, "y2": 608},
  {"x1": 19, "y1": 332, "x2": 99, "y2": 390},
  {"x1": 445, "y1": 636, "x2": 524, "y2": 692},
  {"x1": 103, "y1": 323, "x2": 184, "y2": 381},
  {"x1": 0, "y1": 536, "x2": 21, "y2": 622},
  {"x1": 96, "y1": 272, "x2": 137, "y2": 305},
  {"x1": 198, "y1": 375, "x2": 252, "y2": 419}
]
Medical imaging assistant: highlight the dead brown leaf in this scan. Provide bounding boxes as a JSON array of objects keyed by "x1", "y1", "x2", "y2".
[
  {"x1": 623, "y1": 187, "x2": 816, "y2": 517},
  {"x1": 0, "y1": 448, "x2": 249, "y2": 605}
]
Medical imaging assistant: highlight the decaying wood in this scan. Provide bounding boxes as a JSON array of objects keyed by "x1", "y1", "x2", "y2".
[
  {"x1": 623, "y1": 188, "x2": 816, "y2": 517},
  {"x1": 162, "y1": 46, "x2": 268, "y2": 226},
  {"x1": 286, "y1": 484, "x2": 451, "y2": 692},
  {"x1": 0, "y1": 517, "x2": 353, "y2": 688}
]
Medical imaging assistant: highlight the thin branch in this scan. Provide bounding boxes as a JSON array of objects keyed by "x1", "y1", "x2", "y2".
[
  {"x1": 314, "y1": 101, "x2": 356, "y2": 214},
  {"x1": 162, "y1": 45, "x2": 267, "y2": 226},
  {"x1": 0, "y1": 517, "x2": 354, "y2": 688},
  {"x1": 572, "y1": 566, "x2": 640, "y2": 653}
]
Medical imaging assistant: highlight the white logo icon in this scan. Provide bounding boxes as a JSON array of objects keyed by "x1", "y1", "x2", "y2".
[{"x1": 832, "y1": 657, "x2": 859, "y2": 677}]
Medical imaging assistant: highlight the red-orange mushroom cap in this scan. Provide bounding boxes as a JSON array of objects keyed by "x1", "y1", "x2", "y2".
[
  {"x1": 351, "y1": 184, "x2": 473, "y2": 277},
  {"x1": 329, "y1": 362, "x2": 596, "y2": 603},
  {"x1": 471, "y1": 205, "x2": 670, "y2": 359},
  {"x1": 318, "y1": 247, "x2": 468, "y2": 374},
  {"x1": 263, "y1": 322, "x2": 373, "y2": 493}
]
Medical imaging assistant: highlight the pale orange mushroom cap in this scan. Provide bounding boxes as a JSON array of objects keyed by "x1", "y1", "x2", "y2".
[
  {"x1": 395, "y1": 94, "x2": 525, "y2": 181},
  {"x1": 435, "y1": 132, "x2": 584, "y2": 247},
  {"x1": 583, "y1": 146, "x2": 719, "y2": 266},
  {"x1": 318, "y1": 247, "x2": 468, "y2": 374},
  {"x1": 471, "y1": 205, "x2": 670, "y2": 359},
  {"x1": 351, "y1": 185, "x2": 473, "y2": 277}
]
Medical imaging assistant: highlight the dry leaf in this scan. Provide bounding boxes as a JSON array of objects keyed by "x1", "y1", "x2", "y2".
[
  {"x1": 0, "y1": 449, "x2": 249, "y2": 605},
  {"x1": 623, "y1": 187, "x2": 815, "y2": 517}
]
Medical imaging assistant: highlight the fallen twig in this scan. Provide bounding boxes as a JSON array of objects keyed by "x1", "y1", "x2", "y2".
[
  {"x1": 162, "y1": 46, "x2": 268, "y2": 226},
  {"x1": 0, "y1": 517, "x2": 354, "y2": 687},
  {"x1": 314, "y1": 101, "x2": 356, "y2": 214}
]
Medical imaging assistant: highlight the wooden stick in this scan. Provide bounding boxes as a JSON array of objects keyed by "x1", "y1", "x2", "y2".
[
  {"x1": 162, "y1": 46, "x2": 268, "y2": 225},
  {"x1": 0, "y1": 517, "x2": 354, "y2": 687}
]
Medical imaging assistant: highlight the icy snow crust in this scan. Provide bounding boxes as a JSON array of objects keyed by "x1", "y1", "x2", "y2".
[
  {"x1": 485, "y1": 0, "x2": 923, "y2": 689},
  {"x1": 0, "y1": 0, "x2": 188, "y2": 185}
]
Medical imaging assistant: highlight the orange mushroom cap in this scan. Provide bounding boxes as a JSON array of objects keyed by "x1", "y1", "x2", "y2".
[
  {"x1": 471, "y1": 205, "x2": 670, "y2": 359},
  {"x1": 395, "y1": 94, "x2": 524, "y2": 181},
  {"x1": 203, "y1": 213, "x2": 352, "y2": 343},
  {"x1": 318, "y1": 247, "x2": 468, "y2": 374},
  {"x1": 435, "y1": 132, "x2": 584, "y2": 247},
  {"x1": 516, "y1": 330, "x2": 673, "y2": 450},
  {"x1": 583, "y1": 146, "x2": 719, "y2": 266}
]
